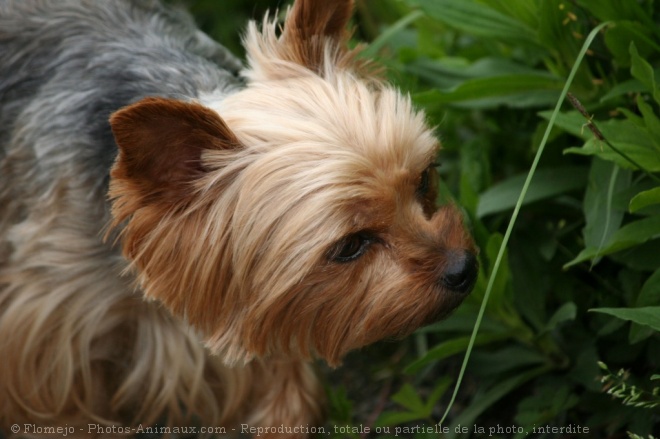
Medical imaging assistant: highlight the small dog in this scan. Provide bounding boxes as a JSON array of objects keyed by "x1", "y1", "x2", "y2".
[{"x1": 0, "y1": 0, "x2": 477, "y2": 435}]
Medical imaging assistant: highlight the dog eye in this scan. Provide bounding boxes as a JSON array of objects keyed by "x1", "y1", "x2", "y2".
[
  {"x1": 417, "y1": 164, "x2": 437, "y2": 198},
  {"x1": 331, "y1": 233, "x2": 372, "y2": 263}
]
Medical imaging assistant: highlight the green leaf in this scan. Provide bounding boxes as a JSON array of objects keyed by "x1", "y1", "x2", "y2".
[
  {"x1": 582, "y1": 159, "x2": 631, "y2": 264},
  {"x1": 470, "y1": 346, "x2": 547, "y2": 377},
  {"x1": 539, "y1": 110, "x2": 589, "y2": 139},
  {"x1": 409, "y1": 0, "x2": 538, "y2": 46},
  {"x1": 600, "y1": 79, "x2": 648, "y2": 103},
  {"x1": 565, "y1": 215, "x2": 660, "y2": 268},
  {"x1": 407, "y1": 57, "x2": 558, "y2": 89},
  {"x1": 514, "y1": 381, "x2": 578, "y2": 426},
  {"x1": 483, "y1": 233, "x2": 514, "y2": 319},
  {"x1": 590, "y1": 307, "x2": 660, "y2": 332},
  {"x1": 554, "y1": 112, "x2": 660, "y2": 174},
  {"x1": 477, "y1": 0, "x2": 539, "y2": 29},
  {"x1": 630, "y1": 270, "x2": 660, "y2": 343},
  {"x1": 446, "y1": 366, "x2": 550, "y2": 438},
  {"x1": 609, "y1": 239, "x2": 660, "y2": 271},
  {"x1": 376, "y1": 378, "x2": 453, "y2": 428},
  {"x1": 459, "y1": 138, "x2": 490, "y2": 216},
  {"x1": 326, "y1": 385, "x2": 354, "y2": 424},
  {"x1": 569, "y1": 346, "x2": 601, "y2": 391},
  {"x1": 404, "y1": 333, "x2": 506, "y2": 374},
  {"x1": 362, "y1": 10, "x2": 425, "y2": 58},
  {"x1": 579, "y1": 0, "x2": 656, "y2": 26},
  {"x1": 426, "y1": 377, "x2": 453, "y2": 411},
  {"x1": 414, "y1": 74, "x2": 562, "y2": 109},
  {"x1": 509, "y1": 238, "x2": 551, "y2": 331},
  {"x1": 486, "y1": 233, "x2": 511, "y2": 310},
  {"x1": 630, "y1": 42, "x2": 660, "y2": 104},
  {"x1": 564, "y1": 134, "x2": 660, "y2": 172},
  {"x1": 604, "y1": 22, "x2": 660, "y2": 67},
  {"x1": 391, "y1": 383, "x2": 427, "y2": 414},
  {"x1": 376, "y1": 410, "x2": 428, "y2": 427},
  {"x1": 543, "y1": 302, "x2": 577, "y2": 333},
  {"x1": 619, "y1": 110, "x2": 648, "y2": 134},
  {"x1": 630, "y1": 187, "x2": 660, "y2": 213},
  {"x1": 636, "y1": 95, "x2": 660, "y2": 148},
  {"x1": 377, "y1": 379, "x2": 453, "y2": 428},
  {"x1": 536, "y1": 0, "x2": 583, "y2": 76},
  {"x1": 419, "y1": 309, "x2": 509, "y2": 334},
  {"x1": 477, "y1": 166, "x2": 588, "y2": 217}
]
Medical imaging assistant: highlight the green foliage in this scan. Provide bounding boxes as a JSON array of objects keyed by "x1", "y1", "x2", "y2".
[
  {"x1": 177, "y1": 0, "x2": 282, "y2": 55},
  {"x1": 190, "y1": 0, "x2": 660, "y2": 436},
  {"x1": 598, "y1": 362, "x2": 660, "y2": 410},
  {"x1": 376, "y1": 378, "x2": 452, "y2": 427}
]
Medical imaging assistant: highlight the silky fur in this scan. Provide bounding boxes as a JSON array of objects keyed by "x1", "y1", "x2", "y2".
[{"x1": 0, "y1": 0, "x2": 474, "y2": 436}]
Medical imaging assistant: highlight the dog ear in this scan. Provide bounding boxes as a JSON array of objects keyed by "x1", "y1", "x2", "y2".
[
  {"x1": 244, "y1": 0, "x2": 366, "y2": 79},
  {"x1": 282, "y1": 0, "x2": 354, "y2": 73},
  {"x1": 109, "y1": 97, "x2": 240, "y2": 204},
  {"x1": 286, "y1": 0, "x2": 353, "y2": 45}
]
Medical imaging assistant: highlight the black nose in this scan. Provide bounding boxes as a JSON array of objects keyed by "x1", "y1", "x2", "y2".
[{"x1": 441, "y1": 251, "x2": 478, "y2": 295}]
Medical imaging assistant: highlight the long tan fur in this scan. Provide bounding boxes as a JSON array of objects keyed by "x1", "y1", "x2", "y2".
[{"x1": 0, "y1": 0, "x2": 475, "y2": 436}]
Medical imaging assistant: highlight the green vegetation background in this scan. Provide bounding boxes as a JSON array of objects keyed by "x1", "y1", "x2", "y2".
[{"x1": 182, "y1": 0, "x2": 660, "y2": 437}]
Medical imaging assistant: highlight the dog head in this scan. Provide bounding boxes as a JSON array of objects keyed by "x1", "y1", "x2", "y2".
[{"x1": 109, "y1": 0, "x2": 477, "y2": 366}]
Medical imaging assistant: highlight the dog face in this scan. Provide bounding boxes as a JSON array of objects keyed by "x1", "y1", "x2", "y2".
[{"x1": 108, "y1": 0, "x2": 477, "y2": 366}]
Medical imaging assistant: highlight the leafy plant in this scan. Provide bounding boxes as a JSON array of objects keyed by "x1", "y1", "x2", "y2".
[{"x1": 598, "y1": 362, "x2": 660, "y2": 410}]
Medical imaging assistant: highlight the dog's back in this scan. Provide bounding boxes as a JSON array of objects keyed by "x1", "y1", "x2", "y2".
[
  {"x1": 0, "y1": 0, "x2": 244, "y2": 277},
  {"x1": 0, "y1": 0, "x2": 246, "y2": 429},
  {"x1": 0, "y1": 0, "x2": 242, "y2": 173}
]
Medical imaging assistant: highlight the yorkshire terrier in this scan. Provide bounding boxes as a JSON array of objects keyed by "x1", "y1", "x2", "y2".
[{"x1": 0, "y1": 0, "x2": 477, "y2": 436}]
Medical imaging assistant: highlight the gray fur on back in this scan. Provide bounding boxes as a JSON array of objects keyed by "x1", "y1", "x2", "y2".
[{"x1": 0, "y1": 0, "x2": 243, "y2": 187}]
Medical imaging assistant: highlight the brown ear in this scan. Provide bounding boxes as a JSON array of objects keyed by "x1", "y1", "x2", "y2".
[
  {"x1": 287, "y1": 0, "x2": 353, "y2": 43},
  {"x1": 282, "y1": 0, "x2": 355, "y2": 72},
  {"x1": 109, "y1": 97, "x2": 240, "y2": 204}
]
